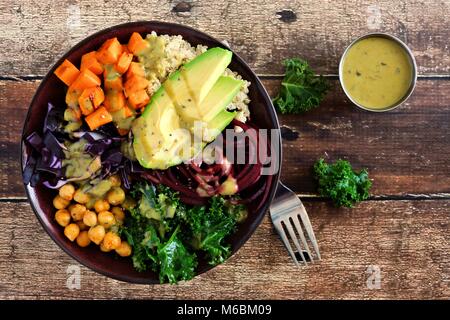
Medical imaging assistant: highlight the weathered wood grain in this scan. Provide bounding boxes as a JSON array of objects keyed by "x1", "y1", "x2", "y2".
[
  {"x1": 1, "y1": 0, "x2": 450, "y2": 76},
  {"x1": 0, "y1": 200, "x2": 448, "y2": 299},
  {"x1": 1, "y1": 79, "x2": 449, "y2": 198}
]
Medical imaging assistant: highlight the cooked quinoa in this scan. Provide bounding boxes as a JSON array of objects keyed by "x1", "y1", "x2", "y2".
[{"x1": 140, "y1": 32, "x2": 251, "y2": 122}]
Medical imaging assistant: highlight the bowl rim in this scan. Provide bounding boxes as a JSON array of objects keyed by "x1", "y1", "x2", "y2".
[
  {"x1": 20, "y1": 21, "x2": 282, "y2": 284},
  {"x1": 338, "y1": 32, "x2": 418, "y2": 112}
]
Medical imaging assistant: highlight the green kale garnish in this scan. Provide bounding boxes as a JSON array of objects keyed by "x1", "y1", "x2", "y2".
[
  {"x1": 122, "y1": 182, "x2": 244, "y2": 284},
  {"x1": 313, "y1": 158, "x2": 372, "y2": 208},
  {"x1": 273, "y1": 58, "x2": 329, "y2": 114},
  {"x1": 184, "y1": 196, "x2": 237, "y2": 265},
  {"x1": 157, "y1": 226, "x2": 197, "y2": 284}
]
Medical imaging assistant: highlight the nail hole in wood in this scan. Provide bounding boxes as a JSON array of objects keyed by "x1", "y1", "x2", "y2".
[{"x1": 276, "y1": 9, "x2": 297, "y2": 23}]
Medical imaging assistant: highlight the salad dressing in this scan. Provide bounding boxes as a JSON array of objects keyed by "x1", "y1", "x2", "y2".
[{"x1": 341, "y1": 36, "x2": 413, "y2": 110}]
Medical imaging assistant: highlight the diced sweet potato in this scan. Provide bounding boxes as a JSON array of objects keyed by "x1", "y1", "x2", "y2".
[
  {"x1": 126, "y1": 62, "x2": 145, "y2": 78},
  {"x1": 71, "y1": 69, "x2": 101, "y2": 91},
  {"x1": 66, "y1": 85, "x2": 82, "y2": 108},
  {"x1": 54, "y1": 59, "x2": 80, "y2": 86},
  {"x1": 103, "y1": 64, "x2": 122, "y2": 91},
  {"x1": 78, "y1": 87, "x2": 105, "y2": 115},
  {"x1": 96, "y1": 37, "x2": 123, "y2": 64},
  {"x1": 85, "y1": 106, "x2": 113, "y2": 130},
  {"x1": 80, "y1": 51, "x2": 103, "y2": 75},
  {"x1": 115, "y1": 51, "x2": 133, "y2": 74},
  {"x1": 127, "y1": 32, "x2": 149, "y2": 55},
  {"x1": 128, "y1": 89, "x2": 150, "y2": 109},
  {"x1": 104, "y1": 90, "x2": 126, "y2": 112},
  {"x1": 124, "y1": 75, "x2": 149, "y2": 97}
]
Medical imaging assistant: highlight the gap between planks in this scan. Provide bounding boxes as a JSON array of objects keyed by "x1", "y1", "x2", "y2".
[
  {"x1": 2, "y1": 74, "x2": 450, "y2": 81},
  {"x1": 2, "y1": 194, "x2": 450, "y2": 203}
]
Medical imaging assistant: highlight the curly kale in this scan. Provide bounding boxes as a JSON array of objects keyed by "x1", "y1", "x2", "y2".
[
  {"x1": 184, "y1": 196, "x2": 237, "y2": 265},
  {"x1": 122, "y1": 182, "x2": 244, "y2": 283},
  {"x1": 273, "y1": 58, "x2": 329, "y2": 114},
  {"x1": 157, "y1": 226, "x2": 197, "y2": 284},
  {"x1": 313, "y1": 158, "x2": 372, "y2": 208}
]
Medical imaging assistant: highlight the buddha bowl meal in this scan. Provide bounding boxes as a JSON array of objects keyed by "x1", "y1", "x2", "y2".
[
  {"x1": 339, "y1": 33, "x2": 417, "y2": 112},
  {"x1": 23, "y1": 30, "x2": 274, "y2": 284}
]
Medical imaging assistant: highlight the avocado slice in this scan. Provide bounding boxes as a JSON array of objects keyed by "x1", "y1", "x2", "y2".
[
  {"x1": 132, "y1": 48, "x2": 242, "y2": 169},
  {"x1": 181, "y1": 47, "x2": 233, "y2": 104},
  {"x1": 204, "y1": 109, "x2": 236, "y2": 142}
]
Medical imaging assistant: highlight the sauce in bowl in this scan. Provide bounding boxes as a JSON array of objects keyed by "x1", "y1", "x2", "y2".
[{"x1": 340, "y1": 34, "x2": 416, "y2": 111}]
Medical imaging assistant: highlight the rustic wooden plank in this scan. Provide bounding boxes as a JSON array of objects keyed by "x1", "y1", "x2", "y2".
[
  {"x1": 1, "y1": 0, "x2": 450, "y2": 76},
  {"x1": 1, "y1": 79, "x2": 449, "y2": 198},
  {"x1": 0, "y1": 200, "x2": 448, "y2": 299}
]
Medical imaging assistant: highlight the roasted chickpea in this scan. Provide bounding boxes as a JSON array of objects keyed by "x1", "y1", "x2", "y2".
[
  {"x1": 99, "y1": 241, "x2": 112, "y2": 252},
  {"x1": 76, "y1": 231, "x2": 91, "y2": 247},
  {"x1": 55, "y1": 209, "x2": 71, "y2": 227},
  {"x1": 111, "y1": 207, "x2": 125, "y2": 223},
  {"x1": 69, "y1": 203, "x2": 86, "y2": 221},
  {"x1": 97, "y1": 211, "x2": 115, "y2": 228},
  {"x1": 106, "y1": 187, "x2": 125, "y2": 205},
  {"x1": 94, "y1": 199, "x2": 110, "y2": 213},
  {"x1": 108, "y1": 174, "x2": 121, "y2": 187},
  {"x1": 83, "y1": 210, "x2": 97, "y2": 227},
  {"x1": 115, "y1": 241, "x2": 132, "y2": 257},
  {"x1": 88, "y1": 225, "x2": 105, "y2": 245},
  {"x1": 64, "y1": 223, "x2": 80, "y2": 242},
  {"x1": 59, "y1": 183, "x2": 75, "y2": 201},
  {"x1": 73, "y1": 189, "x2": 90, "y2": 204},
  {"x1": 53, "y1": 195, "x2": 70, "y2": 210},
  {"x1": 76, "y1": 220, "x2": 88, "y2": 231},
  {"x1": 102, "y1": 231, "x2": 121, "y2": 251}
]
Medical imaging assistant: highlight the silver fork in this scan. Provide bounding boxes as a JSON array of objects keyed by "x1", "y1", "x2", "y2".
[{"x1": 269, "y1": 182, "x2": 321, "y2": 265}]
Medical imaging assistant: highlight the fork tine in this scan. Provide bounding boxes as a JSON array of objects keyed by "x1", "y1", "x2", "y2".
[
  {"x1": 290, "y1": 214, "x2": 314, "y2": 262},
  {"x1": 296, "y1": 201, "x2": 321, "y2": 260},
  {"x1": 284, "y1": 219, "x2": 308, "y2": 264},
  {"x1": 274, "y1": 221, "x2": 299, "y2": 266}
]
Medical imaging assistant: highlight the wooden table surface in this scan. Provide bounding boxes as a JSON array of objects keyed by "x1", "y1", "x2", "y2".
[{"x1": 1, "y1": 0, "x2": 449, "y2": 300}]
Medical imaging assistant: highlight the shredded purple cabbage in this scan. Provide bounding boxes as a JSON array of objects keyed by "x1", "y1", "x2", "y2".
[{"x1": 24, "y1": 102, "x2": 136, "y2": 189}]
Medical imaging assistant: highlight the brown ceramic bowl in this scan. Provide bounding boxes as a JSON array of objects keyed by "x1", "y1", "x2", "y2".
[{"x1": 21, "y1": 21, "x2": 281, "y2": 284}]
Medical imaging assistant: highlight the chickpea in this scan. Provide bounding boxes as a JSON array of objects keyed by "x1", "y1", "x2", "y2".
[
  {"x1": 69, "y1": 204, "x2": 86, "y2": 221},
  {"x1": 115, "y1": 241, "x2": 132, "y2": 257},
  {"x1": 102, "y1": 231, "x2": 121, "y2": 251},
  {"x1": 55, "y1": 209, "x2": 71, "y2": 227},
  {"x1": 99, "y1": 241, "x2": 112, "y2": 252},
  {"x1": 59, "y1": 183, "x2": 75, "y2": 201},
  {"x1": 111, "y1": 207, "x2": 125, "y2": 223},
  {"x1": 83, "y1": 210, "x2": 98, "y2": 227},
  {"x1": 108, "y1": 174, "x2": 121, "y2": 187},
  {"x1": 122, "y1": 196, "x2": 137, "y2": 210},
  {"x1": 73, "y1": 189, "x2": 90, "y2": 204},
  {"x1": 106, "y1": 187, "x2": 125, "y2": 205},
  {"x1": 94, "y1": 199, "x2": 110, "y2": 213},
  {"x1": 64, "y1": 223, "x2": 80, "y2": 242},
  {"x1": 76, "y1": 231, "x2": 91, "y2": 247},
  {"x1": 76, "y1": 220, "x2": 88, "y2": 231},
  {"x1": 88, "y1": 225, "x2": 105, "y2": 245},
  {"x1": 53, "y1": 195, "x2": 70, "y2": 210},
  {"x1": 97, "y1": 211, "x2": 115, "y2": 229}
]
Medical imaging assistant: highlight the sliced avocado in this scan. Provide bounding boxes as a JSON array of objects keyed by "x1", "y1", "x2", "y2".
[
  {"x1": 163, "y1": 71, "x2": 201, "y2": 123},
  {"x1": 181, "y1": 47, "x2": 232, "y2": 104},
  {"x1": 133, "y1": 48, "x2": 241, "y2": 169},
  {"x1": 199, "y1": 76, "x2": 243, "y2": 122},
  {"x1": 204, "y1": 109, "x2": 236, "y2": 142}
]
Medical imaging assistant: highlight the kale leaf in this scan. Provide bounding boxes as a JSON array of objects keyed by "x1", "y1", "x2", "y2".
[
  {"x1": 123, "y1": 182, "x2": 245, "y2": 283},
  {"x1": 184, "y1": 196, "x2": 237, "y2": 266},
  {"x1": 313, "y1": 158, "x2": 372, "y2": 208},
  {"x1": 273, "y1": 58, "x2": 329, "y2": 114},
  {"x1": 157, "y1": 226, "x2": 197, "y2": 284}
]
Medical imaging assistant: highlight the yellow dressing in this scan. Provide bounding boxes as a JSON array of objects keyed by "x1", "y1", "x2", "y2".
[{"x1": 341, "y1": 37, "x2": 413, "y2": 110}]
